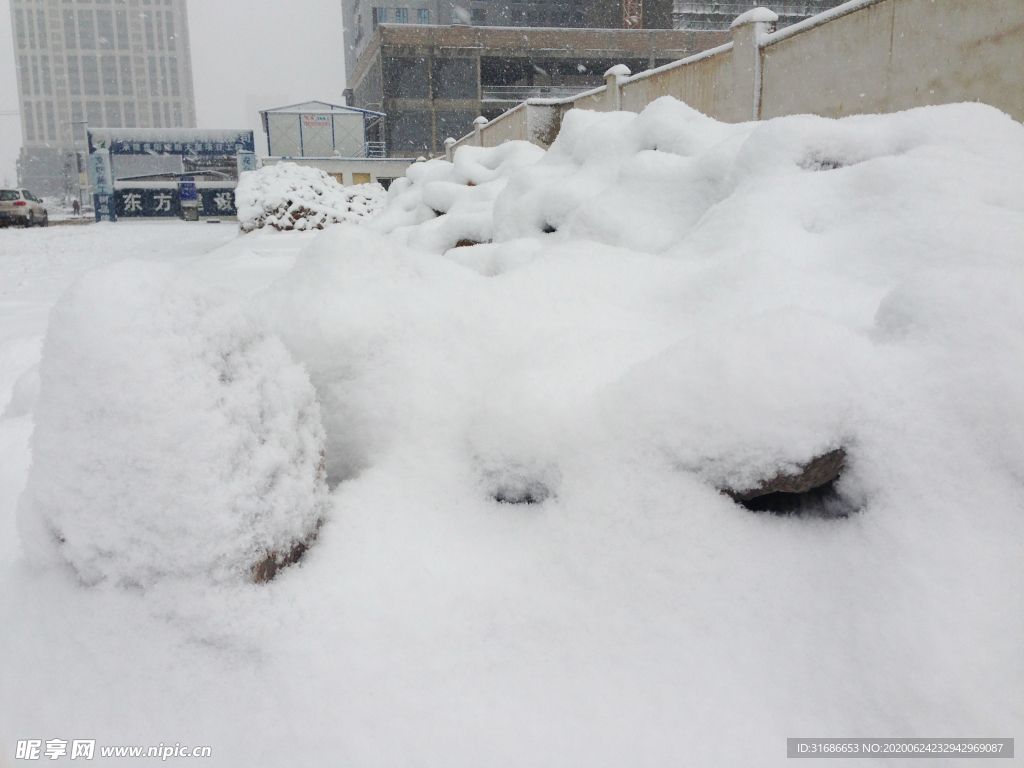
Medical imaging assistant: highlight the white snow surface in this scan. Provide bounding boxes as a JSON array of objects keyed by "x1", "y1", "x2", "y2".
[
  {"x1": 235, "y1": 161, "x2": 387, "y2": 232},
  {"x1": 18, "y1": 259, "x2": 327, "y2": 586},
  {"x1": 2, "y1": 99, "x2": 1023, "y2": 765},
  {"x1": 731, "y1": 6, "x2": 780, "y2": 27}
]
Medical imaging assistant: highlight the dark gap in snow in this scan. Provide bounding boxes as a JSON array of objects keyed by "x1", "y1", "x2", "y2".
[
  {"x1": 738, "y1": 479, "x2": 854, "y2": 518},
  {"x1": 541, "y1": 223, "x2": 557, "y2": 234},
  {"x1": 431, "y1": 208, "x2": 446, "y2": 217},
  {"x1": 724, "y1": 448, "x2": 852, "y2": 519},
  {"x1": 492, "y1": 482, "x2": 551, "y2": 505},
  {"x1": 455, "y1": 239, "x2": 489, "y2": 247},
  {"x1": 801, "y1": 157, "x2": 846, "y2": 171}
]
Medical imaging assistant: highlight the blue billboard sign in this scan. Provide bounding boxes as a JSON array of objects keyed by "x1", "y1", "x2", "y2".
[
  {"x1": 199, "y1": 188, "x2": 236, "y2": 217},
  {"x1": 180, "y1": 177, "x2": 198, "y2": 202},
  {"x1": 114, "y1": 187, "x2": 237, "y2": 218},
  {"x1": 95, "y1": 133, "x2": 256, "y2": 156},
  {"x1": 115, "y1": 188, "x2": 181, "y2": 218}
]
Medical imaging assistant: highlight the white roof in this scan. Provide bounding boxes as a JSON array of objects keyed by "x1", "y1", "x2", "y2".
[{"x1": 260, "y1": 100, "x2": 384, "y2": 118}]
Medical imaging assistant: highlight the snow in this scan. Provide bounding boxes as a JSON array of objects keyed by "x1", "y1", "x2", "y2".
[
  {"x1": 2, "y1": 99, "x2": 1023, "y2": 765},
  {"x1": 731, "y1": 6, "x2": 780, "y2": 27},
  {"x1": 18, "y1": 259, "x2": 327, "y2": 587},
  {"x1": 235, "y1": 162, "x2": 387, "y2": 232},
  {"x1": 372, "y1": 141, "x2": 546, "y2": 252}
]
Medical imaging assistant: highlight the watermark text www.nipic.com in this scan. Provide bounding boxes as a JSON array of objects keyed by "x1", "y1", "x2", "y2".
[{"x1": 15, "y1": 740, "x2": 212, "y2": 760}]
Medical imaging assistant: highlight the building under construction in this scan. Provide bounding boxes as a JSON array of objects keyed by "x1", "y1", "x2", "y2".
[
  {"x1": 673, "y1": 1, "x2": 849, "y2": 31},
  {"x1": 347, "y1": 24, "x2": 730, "y2": 157},
  {"x1": 341, "y1": 0, "x2": 676, "y2": 80}
]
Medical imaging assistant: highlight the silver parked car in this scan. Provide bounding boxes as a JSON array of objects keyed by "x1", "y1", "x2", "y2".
[{"x1": 0, "y1": 189, "x2": 48, "y2": 227}]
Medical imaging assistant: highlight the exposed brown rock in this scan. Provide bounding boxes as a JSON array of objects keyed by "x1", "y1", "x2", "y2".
[
  {"x1": 251, "y1": 522, "x2": 321, "y2": 584},
  {"x1": 724, "y1": 448, "x2": 846, "y2": 502}
]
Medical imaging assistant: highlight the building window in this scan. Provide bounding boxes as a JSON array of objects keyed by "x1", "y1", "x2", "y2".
[
  {"x1": 82, "y1": 55, "x2": 100, "y2": 95},
  {"x1": 417, "y1": 8, "x2": 429, "y2": 23},
  {"x1": 41, "y1": 56, "x2": 51, "y2": 95},
  {"x1": 101, "y1": 55, "x2": 119, "y2": 95},
  {"x1": 169, "y1": 56, "x2": 179, "y2": 97},
  {"x1": 166, "y1": 11, "x2": 176, "y2": 51},
  {"x1": 14, "y1": 9, "x2": 26, "y2": 50},
  {"x1": 46, "y1": 102, "x2": 57, "y2": 141},
  {"x1": 470, "y1": 8, "x2": 486, "y2": 24},
  {"x1": 116, "y1": 10, "x2": 129, "y2": 48},
  {"x1": 24, "y1": 101, "x2": 35, "y2": 142},
  {"x1": 78, "y1": 10, "x2": 96, "y2": 49},
  {"x1": 86, "y1": 100, "x2": 102, "y2": 130},
  {"x1": 19, "y1": 55, "x2": 30, "y2": 95},
  {"x1": 394, "y1": 8, "x2": 408, "y2": 23},
  {"x1": 144, "y1": 12, "x2": 155, "y2": 50},
  {"x1": 71, "y1": 101, "x2": 85, "y2": 140},
  {"x1": 104, "y1": 100, "x2": 122, "y2": 128},
  {"x1": 63, "y1": 10, "x2": 77, "y2": 50},
  {"x1": 372, "y1": 7, "x2": 386, "y2": 27},
  {"x1": 119, "y1": 56, "x2": 133, "y2": 95},
  {"x1": 35, "y1": 10, "x2": 47, "y2": 49},
  {"x1": 67, "y1": 56, "x2": 81, "y2": 95},
  {"x1": 97, "y1": 10, "x2": 115, "y2": 49}
]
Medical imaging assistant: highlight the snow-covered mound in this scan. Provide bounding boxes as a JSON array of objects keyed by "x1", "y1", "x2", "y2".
[
  {"x1": 17, "y1": 260, "x2": 328, "y2": 586},
  {"x1": 302, "y1": 99, "x2": 1024, "y2": 492},
  {"x1": 236, "y1": 162, "x2": 386, "y2": 232},
  {"x1": 371, "y1": 140, "x2": 545, "y2": 252}
]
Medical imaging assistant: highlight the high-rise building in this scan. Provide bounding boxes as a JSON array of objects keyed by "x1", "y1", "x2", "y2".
[
  {"x1": 10, "y1": 0, "x2": 197, "y2": 197},
  {"x1": 673, "y1": 1, "x2": 849, "y2": 31},
  {"x1": 341, "y1": 0, "x2": 675, "y2": 87}
]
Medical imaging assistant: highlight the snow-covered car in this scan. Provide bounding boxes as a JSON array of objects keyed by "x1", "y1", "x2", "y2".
[{"x1": 0, "y1": 188, "x2": 48, "y2": 227}]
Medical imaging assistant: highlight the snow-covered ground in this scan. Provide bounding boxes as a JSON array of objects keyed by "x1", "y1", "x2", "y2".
[{"x1": 2, "y1": 100, "x2": 1022, "y2": 766}]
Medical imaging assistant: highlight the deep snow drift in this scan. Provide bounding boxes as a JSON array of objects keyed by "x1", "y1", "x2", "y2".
[{"x1": 2, "y1": 99, "x2": 1022, "y2": 765}]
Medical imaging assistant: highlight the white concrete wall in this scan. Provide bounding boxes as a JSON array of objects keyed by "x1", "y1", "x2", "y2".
[
  {"x1": 760, "y1": 0, "x2": 1024, "y2": 122},
  {"x1": 262, "y1": 157, "x2": 414, "y2": 186}
]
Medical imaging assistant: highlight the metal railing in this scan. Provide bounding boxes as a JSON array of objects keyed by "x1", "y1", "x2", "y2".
[
  {"x1": 357, "y1": 141, "x2": 388, "y2": 158},
  {"x1": 482, "y1": 85, "x2": 597, "y2": 102}
]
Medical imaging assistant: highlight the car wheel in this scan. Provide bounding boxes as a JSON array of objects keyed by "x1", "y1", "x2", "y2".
[
  {"x1": 26, "y1": 212, "x2": 34, "y2": 228},
  {"x1": 40, "y1": 212, "x2": 49, "y2": 227}
]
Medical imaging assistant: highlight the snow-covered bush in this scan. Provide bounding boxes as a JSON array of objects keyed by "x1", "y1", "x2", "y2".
[
  {"x1": 236, "y1": 161, "x2": 387, "y2": 232},
  {"x1": 17, "y1": 260, "x2": 328, "y2": 586}
]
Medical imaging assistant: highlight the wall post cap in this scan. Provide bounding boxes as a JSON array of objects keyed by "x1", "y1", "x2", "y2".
[
  {"x1": 473, "y1": 116, "x2": 489, "y2": 126},
  {"x1": 730, "y1": 6, "x2": 778, "y2": 28},
  {"x1": 603, "y1": 64, "x2": 632, "y2": 78},
  {"x1": 444, "y1": 137, "x2": 456, "y2": 147}
]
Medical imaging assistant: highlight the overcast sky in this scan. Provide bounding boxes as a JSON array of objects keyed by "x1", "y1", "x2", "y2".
[{"x1": 0, "y1": 0, "x2": 346, "y2": 185}]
